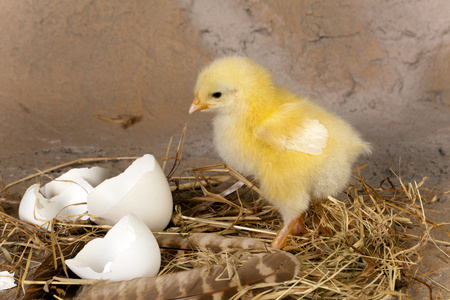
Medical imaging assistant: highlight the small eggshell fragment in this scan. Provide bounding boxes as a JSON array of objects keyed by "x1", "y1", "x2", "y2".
[
  {"x1": 87, "y1": 154, "x2": 173, "y2": 231},
  {"x1": 65, "y1": 214, "x2": 161, "y2": 281},
  {"x1": 0, "y1": 271, "x2": 16, "y2": 290}
]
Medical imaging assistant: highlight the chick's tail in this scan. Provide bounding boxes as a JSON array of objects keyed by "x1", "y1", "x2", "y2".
[
  {"x1": 351, "y1": 131, "x2": 372, "y2": 157},
  {"x1": 358, "y1": 141, "x2": 373, "y2": 156}
]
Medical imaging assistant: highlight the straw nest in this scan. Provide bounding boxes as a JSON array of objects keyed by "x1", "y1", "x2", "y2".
[{"x1": 0, "y1": 139, "x2": 447, "y2": 299}]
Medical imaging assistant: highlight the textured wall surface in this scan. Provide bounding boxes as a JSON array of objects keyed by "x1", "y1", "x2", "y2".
[{"x1": 0, "y1": 1, "x2": 448, "y2": 298}]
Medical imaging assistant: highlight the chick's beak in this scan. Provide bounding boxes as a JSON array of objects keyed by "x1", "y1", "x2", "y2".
[{"x1": 189, "y1": 95, "x2": 209, "y2": 114}]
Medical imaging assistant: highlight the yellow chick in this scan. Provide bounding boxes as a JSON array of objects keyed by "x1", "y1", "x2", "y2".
[{"x1": 189, "y1": 56, "x2": 371, "y2": 249}]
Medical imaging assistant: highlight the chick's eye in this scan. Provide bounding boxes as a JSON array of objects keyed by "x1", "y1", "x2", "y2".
[{"x1": 212, "y1": 92, "x2": 222, "y2": 99}]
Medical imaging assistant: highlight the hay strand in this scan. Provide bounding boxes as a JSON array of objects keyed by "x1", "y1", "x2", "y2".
[{"x1": 0, "y1": 150, "x2": 447, "y2": 299}]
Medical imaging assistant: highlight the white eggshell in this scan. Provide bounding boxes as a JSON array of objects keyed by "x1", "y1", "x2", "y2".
[
  {"x1": 19, "y1": 184, "x2": 49, "y2": 227},
  {"x1": 87, "y1": 154, "x2": 173, "y2": 231},
  {"x1": 41, "y1": 177, "x2": 93, "y2": 199},
  {"x1": 41, "y1": 166, "x2": 110, "y2": 197},
  {"x1": 0, "y1": 271, "x2": 16, "y2": 290},
  {"x1": 60, "y1": 166, "x2": 110, "y2": 187},
  {"x1": 19, "y1": 167, "x2": 110, "y2": 229},
  {"x1": 19, "y1": 181, "x2": 90, "y2": 230},
  {"x1": 65, "y1": 214, "x2": 161, "y2": 281}
]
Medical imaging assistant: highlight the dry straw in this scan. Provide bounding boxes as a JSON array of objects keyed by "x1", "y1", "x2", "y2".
[{"x1": 0, "y1": 134, "x2": 448, "y2": 299}]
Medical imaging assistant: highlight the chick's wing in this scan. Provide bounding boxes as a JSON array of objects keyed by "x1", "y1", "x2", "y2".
[{"x1": 253, "y1": 103, "x2": 328, "y2": 155}]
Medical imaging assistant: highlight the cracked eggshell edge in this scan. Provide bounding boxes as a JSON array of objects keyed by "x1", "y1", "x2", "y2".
[
  {"x1": 65, "y1": 214, "x2": 161, "y2": 281},
  {"x1": 87, "y1": 154, "x2": 173, "y2": 231}
]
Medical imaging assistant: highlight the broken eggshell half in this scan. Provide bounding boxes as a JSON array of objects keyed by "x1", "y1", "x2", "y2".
[
  {"x1": 87, "y1": 154, "x2": 173, "y2": 231},
  {"x1": 65, "y1": 214, "x2": 161, "y2": 281},
  {"x1": 19, "y1": 167, "x2": 110, "y2": 230}
]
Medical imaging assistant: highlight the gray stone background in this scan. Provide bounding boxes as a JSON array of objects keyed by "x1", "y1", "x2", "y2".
[{"x1": 0, "y1": 1, "x2": 448, "y2": 298}]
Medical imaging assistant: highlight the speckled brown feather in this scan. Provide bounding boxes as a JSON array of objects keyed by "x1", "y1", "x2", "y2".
[
  {"x1": 75, "y1": 251, "x2": 300, "y2": 300},
  {"x1": 154, "y1": 233, "x2": 268, "y2": 252}
]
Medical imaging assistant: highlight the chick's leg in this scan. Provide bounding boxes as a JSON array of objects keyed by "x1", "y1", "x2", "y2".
[
  {"x1": 270, "y1": 213, "x2": 307, "y2": 249},
  {"x1": 271, "y1": 219, "x2": 296, "y2": 249}
]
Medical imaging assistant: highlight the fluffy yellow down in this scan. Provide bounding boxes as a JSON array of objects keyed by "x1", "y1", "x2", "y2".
[{"x1": 190, "y1": 56, "x2": 371, "y2": 248}]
